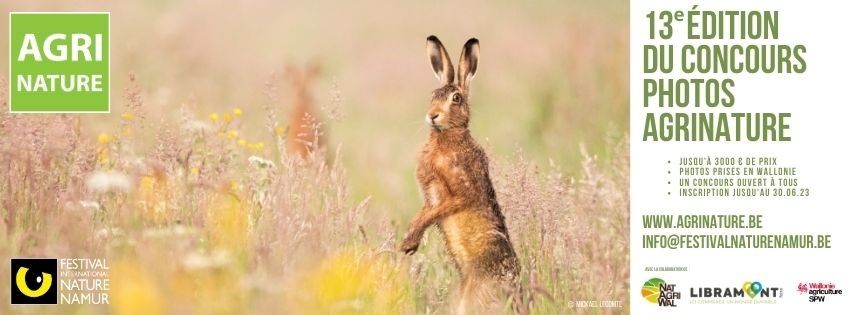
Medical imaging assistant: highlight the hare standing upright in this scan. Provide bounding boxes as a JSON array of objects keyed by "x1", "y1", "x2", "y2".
[
  {"x1": 400, "y1": 36, "x2": 520, "y2": 313},
  {"x1": 284, "y1": 64, "x2": 323, "y2": 159}
]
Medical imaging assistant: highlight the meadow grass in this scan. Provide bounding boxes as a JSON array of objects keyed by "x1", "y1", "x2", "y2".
[{"x1": 0, "y1": 73, "x2": 627, "y2": 314}]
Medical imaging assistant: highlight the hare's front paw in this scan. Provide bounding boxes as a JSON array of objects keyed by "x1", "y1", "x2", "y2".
[{"x1": 399, "y1": 233, "x2": 421, "y2": 255}]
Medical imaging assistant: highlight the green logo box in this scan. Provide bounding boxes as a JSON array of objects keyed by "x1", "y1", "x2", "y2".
[{"x1": 9, "y1": 12, "x2": 110, "y2": 113}]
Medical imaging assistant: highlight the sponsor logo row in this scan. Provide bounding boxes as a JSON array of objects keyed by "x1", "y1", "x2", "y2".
[{"x1": 642, "y1": 278, "x2": 842, "y2": 307}]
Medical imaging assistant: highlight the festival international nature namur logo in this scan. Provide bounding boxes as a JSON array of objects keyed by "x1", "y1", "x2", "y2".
[
  {"x1": 11, "y1": 259, "x2": 58, "y2": 304},
  {"x1": 642, "y1": 278, "x2": 681, "y2": 307},
  {"x1": 10, "y1": 258, "x2": 110, "y2": 305}
]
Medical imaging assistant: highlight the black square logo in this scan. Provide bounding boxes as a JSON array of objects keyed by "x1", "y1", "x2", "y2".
[{"x1": 10, "y1": 258, "x2": 58, "y2": 304}]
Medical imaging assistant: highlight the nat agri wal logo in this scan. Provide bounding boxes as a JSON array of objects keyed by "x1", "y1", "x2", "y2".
[
  {"x1": 642, "y1": 278, "x2": 680, "y2": 307},
  {"x1": 10, "y1": 258, "x2": 58, "y2": 304},
  {"x1": 9, "y1": 12, "x2": 110, "y2": 113}
]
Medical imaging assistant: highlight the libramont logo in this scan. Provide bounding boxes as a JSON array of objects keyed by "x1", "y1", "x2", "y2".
[{"x1": 690, "y1": 281, "x2": 782, "y2": 304}]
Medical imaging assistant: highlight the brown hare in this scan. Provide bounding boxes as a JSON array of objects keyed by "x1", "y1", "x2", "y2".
[
  {"x1": 399, "y1": 36, "x2": 520, "y2": 313},
  {"x1": 284, "y1": 63, "x2": 324, "y2": 159}
]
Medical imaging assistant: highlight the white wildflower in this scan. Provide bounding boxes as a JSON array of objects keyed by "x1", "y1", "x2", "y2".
[
  {"x1": 86, "y1": 171, "x2": 132, "y2": 193},
  {"x1": 95, "y1": 227, "x2": 124, "y2": 239},
  {"x1": 182, "y1": 250, "x2": 231, "y2": 270},
  {"x1": 248, "y1": 155, "x2": 275, "y2": 169},
  {"x1": 79, "y1": 200, "x2": 102, "y2": 211},
  {"x1": 183, "y1": 120, "x2": 212, "y2": 133},
  {"x1": 142, "y1": 225, "x2": 197, "y2": 239}
]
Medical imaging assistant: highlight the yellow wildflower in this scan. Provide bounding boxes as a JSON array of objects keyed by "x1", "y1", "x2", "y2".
[
  {"x1": 232, "y1": 108, "x2": 243, "y2": 116},
  {"x1": 98, "y1": 133, "x2": 114, "y2": 144},
  {"x1": 209, "y1": 112, "x2": 219, "y2": 122},
  {"x1": 207, "y1": 193, "x2": 248, "y2": 260},
  {"x1": 237, "y1": 139, "x2": 247, "y2": 146},
  {"x1": 255, "y1": 142, "x2": 265, "y2": 150},
  {"x1": 122, "y1": 112, "x2": 133, "y2": 121},
  {"x1": 289, "y1": 248, "x2": 412, "y2": 314},
  {"x1": 226, "y1": 130, "x2": 239, "y2": 139},
  {"x1": 137, "y1": 175, "x2": 169, "y2": 224},
  {"x1": 139, "y1": 176, "x2": 156, "y2": 191},
  {"x1": 275, "y1": 126, "x2": 286, "y2": 136},
  {"x1": 222, "y1": 113, "x2": 233, "y2": 123},
  {"x1": 110, "y1": 259, "x2": 166, "y2": 315},
  {"x1": 97, "y1": 148, "x2": 110, "y2": 166}
]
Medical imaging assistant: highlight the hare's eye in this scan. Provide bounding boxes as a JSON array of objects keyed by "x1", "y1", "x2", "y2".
[{"x1": 452, "y1": 94, "x2": 461, "y2": 103}]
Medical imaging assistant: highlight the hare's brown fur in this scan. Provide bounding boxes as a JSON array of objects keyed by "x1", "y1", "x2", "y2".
[
  {"x1": 284, "y1": 64, "x2": 323, "y2": 159},
  {"x1": 400, "y1": 36, "x2": 519, "y2": 312}
]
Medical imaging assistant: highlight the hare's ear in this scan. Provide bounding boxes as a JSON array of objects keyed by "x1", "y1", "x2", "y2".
[
  {"x1": 458, "y1": 38, "x2": 479, "y2": 92},
  {"x1": 427, "y1": 35, "x2": 454, "y2": 85}
]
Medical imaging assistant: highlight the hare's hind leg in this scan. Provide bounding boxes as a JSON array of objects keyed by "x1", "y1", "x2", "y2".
[
  {"x1": 455, "y1": 276, "x2": 474, "y2": 315},
  {"x1": 455, "y1": 275, "x2": 501, "y2": 315}
]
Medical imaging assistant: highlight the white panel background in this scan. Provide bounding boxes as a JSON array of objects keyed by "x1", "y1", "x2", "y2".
[{"x1": 630, "y1": 1, "x2": 851, "y2": 314}]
